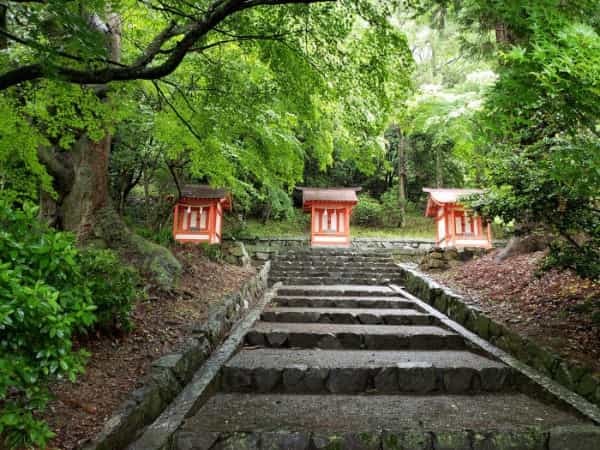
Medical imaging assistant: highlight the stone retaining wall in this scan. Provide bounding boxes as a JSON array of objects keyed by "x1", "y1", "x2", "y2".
[
  {"x1": 222, "y1": 237, "x2": 439, "y2": 264},
  {"x1": 398, "y1": 264, "x2": 600, "y2": 409},
  {"x1": 83, "y1": 262, "x2": 270, "y2": 450}
]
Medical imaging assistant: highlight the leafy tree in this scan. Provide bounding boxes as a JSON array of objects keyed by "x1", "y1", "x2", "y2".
[{"x1": 419, "y1": 0, "x2": 600, "y2": 276}]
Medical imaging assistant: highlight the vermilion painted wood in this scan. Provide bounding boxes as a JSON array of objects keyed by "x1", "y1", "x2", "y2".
[
  {"x1": 424, "y1": 189, "x2": 492, "y2": 249},
  {"x1": 306, "y1": 201, "x2": 356, "y2": 247},
  {"x1": 172, "y1": 197, "x2": 229, "y2": 244}
]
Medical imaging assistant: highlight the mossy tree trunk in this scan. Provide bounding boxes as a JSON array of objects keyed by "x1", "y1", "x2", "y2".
[{"x1": 39, "y1": 13, "x2": 181, "y2": 289}]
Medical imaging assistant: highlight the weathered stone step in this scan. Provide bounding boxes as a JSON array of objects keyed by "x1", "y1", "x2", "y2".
[
  {"x1": 221, "y1": 349, "x2": 513, "y2": 394},
  {"x1": 273, "y1": 295, "x2": 415, "y2": 309},
  {"x1": 270, "y1": 277, "x2": 397, "y2": 286},
  {"x1": 273, "y1": 256, "x2": 394, "y2": 263},
  {"x1": 272, "y1": 260, "x2": 395, "y2": 268},
  {"x1": 276, "y1": 285, "x2": 399, "y2": 297},
  {"x1": 180, "y1": 394, "x2": 592, "y2": 450},
  {"x1": 245, "y1": 322, "x2": 463, "y2": 350},
  {"x1": 260, "y1": 307, "x2": 434, "y2": 325},
  {"x1": 269, "y1": 269, "x2": 400, "y2": 277}
]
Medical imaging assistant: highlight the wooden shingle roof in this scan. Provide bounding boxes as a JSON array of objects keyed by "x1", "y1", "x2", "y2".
[
  {"x1": 423, "y1": 188, "x2": 483, "y2": 217},
  {"x1": 180, "y1": 184, "x2": 231, "y2": 209},
  {"x1": 297, "y1": 187, "x2": 361, "y2": 211}
]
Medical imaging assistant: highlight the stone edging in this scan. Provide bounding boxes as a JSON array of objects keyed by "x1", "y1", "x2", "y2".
[
  {"x1": 397, "y1": 263, "x2": 600, "y2": 416},
  {"x1": 128, "y1": 285, "x2": 279, "y2": 450},
  {"x1": 81, "y1": 262, "x2": 271, "y2": 450}
]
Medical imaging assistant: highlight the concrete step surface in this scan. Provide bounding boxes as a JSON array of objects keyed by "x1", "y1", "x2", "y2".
[
  {"x1": 270, "y1": 276, "x2": 400, "y2": 286},
  {"x1": 181, "y1": 392, "x2": 590, "y2": 435},
  {"x1": 276, "y1": 285, "x2": 400, "y2": 297},
  {"x1": 245, "y1": 322, "x2": 464, "y2": 350},
  {"x1": 261, "y1": 307, "x2": 434, "y2": 325},
  {"x1": 272, "y1": 295, "x2": 416, "y2": 309},
  {"x1": 222, "y1": 348, "x2": 513, "y2": 394}
]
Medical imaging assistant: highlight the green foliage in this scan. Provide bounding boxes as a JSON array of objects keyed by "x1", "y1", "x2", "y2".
[
  {"x1": 0, "y1": 202, "x2": 138, "y2": 448},
  {"x1": 79, "y1": 249, "x2": 140, "y2": 332},
  {"x1": 352, "y1": 195, "x2": 385, "y2": 227},
  {"x1": 0, "y1": 202, "x2": 93, "y2": 448},
  {"x1": 380, "y1": 188, "x2": 405, "y2": 228},
  {"x1": 0, "y1": 97, "x2": 53, "y2": 204}
]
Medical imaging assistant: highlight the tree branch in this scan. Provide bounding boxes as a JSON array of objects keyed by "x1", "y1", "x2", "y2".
[{"x1": 0, "y1": 0, "x2": 334, "y2": 90}]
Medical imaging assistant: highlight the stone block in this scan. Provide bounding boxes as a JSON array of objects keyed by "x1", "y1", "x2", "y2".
[
  {"x1": 548, "y1": 425, "x2": 600, "y2": 450},
  {"x1": 261, "y1": 432, "x2": 311, "y2": 450},
  {"x1": 397, "y1": 366, "x2": 436, "y2": 393},
  {"x1": 472, "y1": 430, "x2": 546, "y2": 450},
  {"x1": 303, "y1": 367, "x2": 329, "y2": 392},
  {"x1": 266, "y1": 332, "x2": 288, "y2": 347},
  {"x1": 326, "y1": 368, "x2": 369, "y2": 393},
  {"x1": 311, "y1": 434, "x2": 344, "y2": 450},
  {"x1": 480, "y1": 367, "x2": 509, "y2": 392},
  {"x1": 174, "y1": 431, "x2": 220, "y2": 450},
  {"x1": 443, "y1": 368, "x2": 475, "y2": 394},
  {"x1": 282, "y1": 365, "x2": 308, "y2": 392},
  {"x1": 575, "y1": 373, "x2": 599, "y2": 398},
  {"x1": 213, "y1": 433, "x2": 260, "y2": 450},
  {"x1": 253, "y1": 368, "x2": 281, "y2": 393},
  {"x1": 433, "y1": 431, "x2": 471, "y2": 450},
  {"x1": 341, "y1": 433, "x2": 381, "y2": 450},
  {"x1": 382, "y1": 431, "x2": 432, "y2": 450},
  {"x1": 374, "y1": 367, "x2": 398, "y2": 393}
]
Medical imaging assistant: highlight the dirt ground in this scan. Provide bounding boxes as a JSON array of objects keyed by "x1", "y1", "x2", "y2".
[
  {"x1": 45, "y1": 246, "x2": 255, "y2": 450},
  {"x1": 428, "y1": 250, "x2": 600, "y2": 373}
]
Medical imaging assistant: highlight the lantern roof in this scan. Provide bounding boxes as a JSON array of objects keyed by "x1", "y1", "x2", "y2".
[
  {"x1": 180, "y1": 184, "x2": 232, "y2": 210},
  {"x1": 297, "y1": 187, "x2": 361, "y2": 211},
  {"x1": 423, "y1": 188, "x2": 483, "y2": 217}
]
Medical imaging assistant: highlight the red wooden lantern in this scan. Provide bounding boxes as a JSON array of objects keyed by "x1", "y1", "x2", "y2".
[
  {"x1": 298, "y1": 187, "x2": 361, "y2": 247},
  {"x1": 423, "y1": 188, "x2": 492, "y2": 249},
  {"x1": 172, "y1": 185, "x2": 232, "y2": 244}
]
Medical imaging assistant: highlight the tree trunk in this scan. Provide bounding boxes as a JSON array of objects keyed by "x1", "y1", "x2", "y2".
[
  {"x1": 435, "y1": 146, "x2": 443, "y2": 188},
  {"x1": 397, "y1": 131, "x2": 407, "y2": 227},
  {"x1": 40, "y1": 13, "x2": 181, "y2": 288},
  {"x1": 0, "y1": 6, "x2": 7, "y2": 50}
]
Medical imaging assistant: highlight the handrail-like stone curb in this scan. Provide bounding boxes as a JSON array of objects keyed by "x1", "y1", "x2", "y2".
[
  {"x1": 80, "y1": 262, "x2": 270, "y2": 450},
  {"x1": 127, "y1": 285, "x2": 279, "y2": 450},
  {"x1": 394, "y1": 264, "x2": 600, "y2": 421}
]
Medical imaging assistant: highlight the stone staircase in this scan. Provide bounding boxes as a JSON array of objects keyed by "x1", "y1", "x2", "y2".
[
  {"x1": 269, "y1": 249, "x2": 402, "y2": 285},
  {"x1": 176, "y1": 249, "x2": 596, "y2": 450}
]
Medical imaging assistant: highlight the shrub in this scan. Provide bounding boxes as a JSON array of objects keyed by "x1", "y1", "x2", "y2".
[
  {"x1": 79, "y1": 249, "x2": 139, "y2": 332},
  {"x1": 352, "y1": 195, "x2": 384, "y2": 227},
  {"x1": 0, "y1": 203, "x2": 94, "y2": 448},
  {"x1": 0, "y1": 202, "x2": 138, "y2": 448},
  {"x1": 380, "y1": 188, "x2": 405, "y2": 228}
]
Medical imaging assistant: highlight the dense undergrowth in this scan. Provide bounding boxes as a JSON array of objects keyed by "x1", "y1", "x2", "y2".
[{"x1": 0, "y1": 202, "x2": 139, "y2": 449}]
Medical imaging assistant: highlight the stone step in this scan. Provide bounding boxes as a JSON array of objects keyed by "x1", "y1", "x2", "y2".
[
  {"x1": 260, "y1": 307, "x2": 434, "y2": 325},
  {"x1": 179, "y1": 393, "x2": 591, "y2": 450},
  {"x1": 276, "y1": 285, "x2": 400, "y2": 297},
  {"x1": 270, "y1": 276, "x2": 398, "y2": 286},
  {"x1": 273, "y1": 256, "x2": 395, "y2": 263},
  {"x1": 269, "y1": 269, "x2": 401, "y2": 277},
  {"x1": 245, "y1": 322, "x2": 464, "y2": 350},
  {"x1": 272, "y1": 295, "x2": 416, "y2": 309},
  {"x1": 221, "y1": 349, "x2": 513, "y2": 394},
  {"x1": 273, "y1": 260, "x2": 396, "y2": 267}
]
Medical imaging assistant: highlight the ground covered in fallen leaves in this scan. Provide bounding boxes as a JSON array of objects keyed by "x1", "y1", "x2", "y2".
[
  {"x1": 429, "y1": 250, "x2": 600, "y2": 373},
  {"x1": 45, "y1": 246, "x2": 255, "y2": 450}
]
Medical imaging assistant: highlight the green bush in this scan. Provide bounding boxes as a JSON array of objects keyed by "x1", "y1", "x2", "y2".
[
  {"x1": 380, "y1": 188, "x2": 405, "y2": 228},
  {"x1": 79, "y1": 249, "x2": 139, "y2": 332},
  {"x1": 351, "y1": 195, "x2": 384, "y2": 227},
  {"x1": 0, "y1": 202, "x2": 138, "y2": 448}
]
